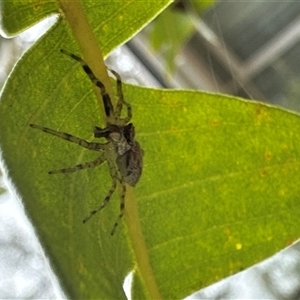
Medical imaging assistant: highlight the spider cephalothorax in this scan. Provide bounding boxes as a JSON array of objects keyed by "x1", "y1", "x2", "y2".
[
  {"x1": 94, "y1": 123, "x2": 131, "y2": 156},
  {"x1": 30, "y1": 49, "x2": 143, "y2": 235},
  {"x1": 93, "y1": 122, "x2": 143, "y2": 185}
]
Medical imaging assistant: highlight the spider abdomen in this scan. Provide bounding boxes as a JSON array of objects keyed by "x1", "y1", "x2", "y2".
[{"x1": 117, "y1": 141, "x2": 143, "y2": 186}]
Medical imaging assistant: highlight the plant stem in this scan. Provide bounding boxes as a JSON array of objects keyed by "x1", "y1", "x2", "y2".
[
  {"x1": 58, "y1": 1, "x2": 161, "y2": 298},
  {"x1": 125, "y1": 186, "x2": 162, "y2": 300},
  {"x1": 59, "y1": 0, "x2": 114, "y2": 123}
]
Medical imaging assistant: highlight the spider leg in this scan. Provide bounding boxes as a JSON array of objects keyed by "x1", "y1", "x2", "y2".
[
  {"x1": 49, "y1": 155, "x2": 105, "y2": 174},
  {"x1": 82, "y1": 172, "x2": 117, "y2": 224},
  {"x1": 110, "y1": 178, "x2": 126, "y2": 236},
  {"x1": 108, "y1": 68, "x2": 132, "y2": 123},
  {"x1": 93, "y1": 125, "x2": 110, "y2": 138},
  {"x1": 30, "y1": 124, "x2": 105, "y2": 152},
  {"x1": 60, "y1": 49, "x2": 114, "y2": 118}
]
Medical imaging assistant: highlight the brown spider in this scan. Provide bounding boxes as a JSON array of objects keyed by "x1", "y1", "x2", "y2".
[{"x1": 30, "y1": 49, "x2": 143, "y2": 235}]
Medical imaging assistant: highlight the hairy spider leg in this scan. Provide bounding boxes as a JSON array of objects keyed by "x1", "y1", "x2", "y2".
[
  {"x1": 30, "y1": 124, "x2": 105, "y2": 152},
  {"x1": 49, "y1": 155, "x2": 106, "y2": 174},
  {"x1": 82, "y1": 157, "x2": 126, "y2": 235},
  {"x1": 82, "y1": 160, "x2": 118, "y2": 224},
  {"x1": 60, "y1": 49, "x2": 114, "y2": 119},
  {"x1": 108, "y1": 68, "x2": 132, "y2": 123},
  {"x1": 110, "y1": 179, "x2": 126, "y2": 236}
]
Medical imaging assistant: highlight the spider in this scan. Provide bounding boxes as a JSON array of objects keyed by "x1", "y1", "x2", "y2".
[{"x1": 30, "y1": 49, "x2": 143, "y2": 235}]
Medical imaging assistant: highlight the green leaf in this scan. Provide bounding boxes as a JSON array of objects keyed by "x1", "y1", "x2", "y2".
[
  {"x1": 149, "y1": 8, "x2": 194, "y2": 73},
  {"x1": 193, "y1": 0, "x2": 216, "y2": 13},
  {"x1": 1, "y1": 1, "x2": 300, "y2": 299},
  {"x1": 148, "y1": 0, "x2": 216, "y2": 74},
  {"x1": 1, "y1": 0, "x2": 58, "y2": 36},
  {"x1": 0, "y1": 1, "x2": 170, "y2": 299}
]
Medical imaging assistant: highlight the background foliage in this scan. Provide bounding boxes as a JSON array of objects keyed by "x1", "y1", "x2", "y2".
[{"x1": 148, "y1": 0, "x2": 215, "y2": 73}]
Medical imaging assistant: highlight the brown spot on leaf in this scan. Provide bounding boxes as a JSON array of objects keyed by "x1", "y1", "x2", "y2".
[
  {"x1": 254, "y1": 104, "x2": 271, "y2": 124},
  {"x1": 260, "y1": 168, "x2": 268, "y2": 177},
  {"x1": 264, "y1": 150, "x2": 272, "y2": 161},
  {"x1": 209, "y1": 118, "x2": 219, "y2": 127}
]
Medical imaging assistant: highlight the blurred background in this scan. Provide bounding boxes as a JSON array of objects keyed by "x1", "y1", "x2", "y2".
[{"x1": 1, "y1": 1, "x2": 300, "y2": 298}]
